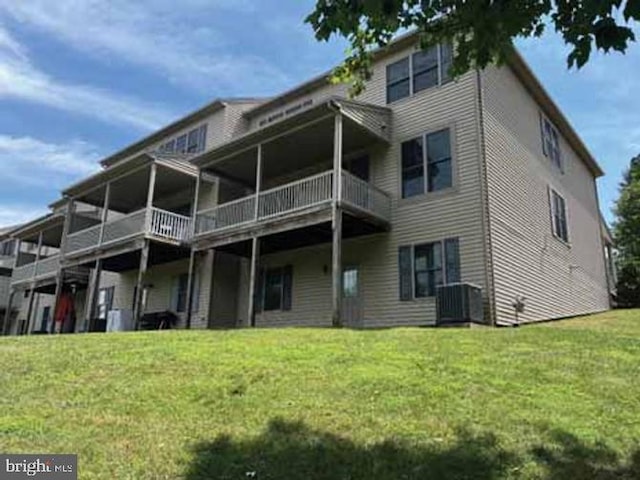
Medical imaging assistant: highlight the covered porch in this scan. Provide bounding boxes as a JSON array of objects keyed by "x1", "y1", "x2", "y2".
[
  {"x1": 189, "y1": 97, "x2": 393, "y2": 328},
  {"x1": 59, "y1": 153, "x2": 215, "y2": 330},
  {"x1": 4, "y1": 213, "x2": 89, "y2": 335}
]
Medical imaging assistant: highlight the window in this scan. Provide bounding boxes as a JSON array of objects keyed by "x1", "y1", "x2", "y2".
[
  {"x1": 387, "y1": 44, "x2": 453, "y2": 103},
  {"x1": 386, "y1": 58, "x2": 410, "y2": 103},
  {"x1": 257, "y1": 266, "x2": 293, "y2": 312},
  {"x1": 414, "y1": 242, "x2": 443, "y2": 297},
  {"x1": 550, "y1": 189, "x2": 569, "y2": 243},
  {"x1": 541, "y1": 115, "x2": 562, "y2": 171},
  {"x1": 343, "y1": 267, "x2": 358, "y2": 298},
  {"x1": 401, "y1": 128, "x2": 453, "y2": 198},
  {"x1": 0, "y1": 239, "x2": 15, "y2": 256},
  {"x1": 399, "y1": 238, "x2": 460, "y2": 300},
  {"x1": 159, "y1": 124, "x2": 207, "y2": 155},
  {"x1": 96, "y1": 287, "x2": 114, "y2": 320},
  {"x1": 175, "y1": 134, "x2": 187, "y2": 153}
]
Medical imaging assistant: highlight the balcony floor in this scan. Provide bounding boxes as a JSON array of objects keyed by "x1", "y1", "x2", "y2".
[{"x1": 214, "y1": 211, "x2": 388, "y2": 258}]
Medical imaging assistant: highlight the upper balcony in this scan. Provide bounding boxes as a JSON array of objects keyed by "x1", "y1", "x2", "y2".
[
  {"x1": 61, "y1": 154, "x2": 210, "y2": 267},
  {"x1": 190, "y1": 97, "x2": 393, "y2": 250},
  {"x1": 195, "y1": 169, "x2": 391, "y2": 241},
  {"x1": 8, "y1": 212, "x2": 89, "y2": 290},
  {"x1": 0, "y1": 239, "x2": 17, "y2": 273},
  {"x1": 65, "y1": 206, "x2": 191, "y2": 258}
]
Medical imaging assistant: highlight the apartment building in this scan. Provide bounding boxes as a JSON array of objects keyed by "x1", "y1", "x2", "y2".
[{"x1": 2, "y1": 32, "x2": 613, "y2": 334}]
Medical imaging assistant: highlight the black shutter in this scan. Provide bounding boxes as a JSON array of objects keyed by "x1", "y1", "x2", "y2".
[
  {"x1": 444, "y1": 238, "x2": 460, "y2": 283},
  {"x1": 540, "y1": 112, "x2": 549, "y2": 157},
  {"x1": 255, "y1": 267, "x2": 265, "y2": 313},
  {"x1": 282, "y1": 265, "x2": 293, "y2": 311},
  {"x1": 399, "y1": 246, "x2": 413, "y2": 301}
]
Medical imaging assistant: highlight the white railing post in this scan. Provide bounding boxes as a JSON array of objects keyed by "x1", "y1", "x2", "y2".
[
  {"x1": 333, "y1": 113, "x2": 343, "y2": 205},
  {"x1": 145, "y1": 163, "x2": 157, "y2": 233},
  {"x1": 98, "y1": 182, "x2": 111, "y2": 246},
  {"x1": 254, "y1": 144, "x2": 262, "y2": 220}
]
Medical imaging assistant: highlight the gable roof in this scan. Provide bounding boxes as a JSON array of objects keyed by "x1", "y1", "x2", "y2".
[
  {"x1": 100, "y1": 97, "x2": 267, "y2": 168},
  {"x1": 243, "y1": 31, "x2": 603, "y2": 178}
]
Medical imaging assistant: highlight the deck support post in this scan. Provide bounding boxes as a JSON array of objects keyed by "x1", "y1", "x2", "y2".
[
  {"x1": 185, "y1": 250, "x2": 197, "y2": 330},
  {"x1": 185, "y1": 169, "x2": 203, "y2": 330},
  {"x1": 84, "y1": 259, "x2": 102, "y2": 332},
  {"x1": 52, "y1": 197, "x2": 74, "y2": 334},
  {"x1": 24, "y1": 286, "x2": 36, "y2": 335},
  {"x1": 26, "y1": 231, "x2": 44, "y2": 335},
  {"x1": 247, "y1": 236, "x2": 260, "y2": 328},
  {"x1": 50, "y1": 270, "x2": 64, "y2": 333},
  {"x1": 331, "y1": 113, "x2": 343, "y2": 327},
  {"x1": 3, "y1": 289, "x2": 16, "y2": 335},
  {"x1": 133, "y1": 240, "x2": 150, "y2": 330}
]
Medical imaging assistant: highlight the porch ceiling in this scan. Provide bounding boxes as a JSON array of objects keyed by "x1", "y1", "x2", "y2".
[
  {"x1": 192, "y1": 97, "x2": 392, "y2": 185},
  {"x1": 12, "y1": 213, "x2": 64, "y2": 247},
  {"x1": 71, "y1": 161, "x2": 196, "y2": 213}
]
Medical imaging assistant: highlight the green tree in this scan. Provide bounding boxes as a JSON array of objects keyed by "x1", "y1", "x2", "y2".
[
  {"x1": 614, "y1": 155, "x2": 640, "y2": 307},
  {"x1": 306, "y1": 0, "x2": 639, "y2": 95}
]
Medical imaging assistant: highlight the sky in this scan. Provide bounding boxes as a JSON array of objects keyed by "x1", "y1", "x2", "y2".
[{"x1": 0, "y1": 1, "x2": 637, "y2": 228}]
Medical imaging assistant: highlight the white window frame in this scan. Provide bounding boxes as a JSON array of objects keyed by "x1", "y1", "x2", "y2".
[
  {"x1": 160, "y1": 123, "x2": 207, "y2": 155},
  {"x1": 386, "y1": 44, "x2": 452, "y2": 104},
  {"x1": 541, "y1": 114, "x2": 563, "y2": 172},
  {"x1": 400, "y1": 126, "x2": 455, "y2": 199},
  {"x1": 411, "y1": 241, "x2": 446, "y2": 298},
  {"x1": 549, "y1": 188, "x2": 570, "y2": 244}
]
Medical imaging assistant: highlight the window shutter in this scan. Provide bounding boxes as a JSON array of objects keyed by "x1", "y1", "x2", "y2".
[
  {"x1": 399, "y1": 246, "x2": 413, "y2": 301},
  {"x1": 540, "y1": 113, "x2": 548, "y2": 157},
  {"x1": 282, "y1": 265, "x2": 293, "y2": 311},
  {"x1": 548, "y1": 186, "x2": 556, "y2": 236},
  {"x1": 444, "y1": 238, "x2": 461, "y2": 283},
  {"x1": 255, "y1": 267, "x2": 265, "y2": 313}
]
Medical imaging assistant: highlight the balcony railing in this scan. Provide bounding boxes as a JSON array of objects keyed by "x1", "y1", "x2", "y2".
[
  {"x1": 149, "y1": 208, "x2": 191, "y2": 242},
  {"x1": 195, "y1": 170, "x2": 391, "y2": 236},
  {"x1": 35, "y1": 255, "x2": 60, "y2": 277},
  {"x1": 11, "y1": 254, "x2": 60, "y2": 284},
  {"x1": 11, "y1": 263, "x2": 35, "y2": 284},
  {"x1": 66, "y1": 207, "x2": 192, "y2": 256}
]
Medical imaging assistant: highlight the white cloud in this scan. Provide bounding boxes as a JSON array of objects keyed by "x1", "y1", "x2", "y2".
[
  {"x1": 0, "y1": 204, "x2": 48, "y2": 229},
  {"x1": 0, "y1": 25, "x2": 174, "y2": 131},
  {"x1": 0, "y1": 134, "x2": 101, "y2": 187},
  {"x1": 0, "y1": 0, "x2": 290, "y2": 94}
]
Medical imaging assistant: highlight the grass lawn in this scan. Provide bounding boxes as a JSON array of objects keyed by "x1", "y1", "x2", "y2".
[{"x1": 1, "y1": 310, "x2": 639, "y2": 479}]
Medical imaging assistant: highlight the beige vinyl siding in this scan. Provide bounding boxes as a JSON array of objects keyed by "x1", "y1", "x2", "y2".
[
  {"x1": 0, "y1": 275, "x2": 10, "y2": 309},
  {"x1": 480, "y1": 65, "x2": 609, "y2": 324},
  {"x1": 231, "y1": 44, "x2": 490, "y2": 327},
  {"x1": 106, "y1": 255, "x2": 213, "y2": 329},
  {"x1": 249, "y1": 83, "x2": 348, "y2": 131}
]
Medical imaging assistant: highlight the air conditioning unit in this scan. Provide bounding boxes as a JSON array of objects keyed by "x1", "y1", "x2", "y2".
[{"x1": 436, "y1": 283, "x2": 484, "y2": 325}]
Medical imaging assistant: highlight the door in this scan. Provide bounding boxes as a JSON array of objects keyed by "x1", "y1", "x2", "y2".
[{"x1": 341, "y1": 266, "x2": 363, "y2": 327}]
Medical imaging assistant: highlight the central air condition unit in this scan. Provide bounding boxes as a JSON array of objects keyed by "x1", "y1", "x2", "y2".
[{"x1": 436, "y1": 283, "x2": 484, "y2": 325}]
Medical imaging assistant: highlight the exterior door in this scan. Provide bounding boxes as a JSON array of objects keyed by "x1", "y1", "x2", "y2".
[{"x1": 342, "y1": 266, "x2": 363, "y2": 327}]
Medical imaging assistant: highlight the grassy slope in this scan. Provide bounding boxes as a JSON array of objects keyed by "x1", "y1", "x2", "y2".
[{"x1": 1, "y1": 310, "x2": 639, "y2": 479}]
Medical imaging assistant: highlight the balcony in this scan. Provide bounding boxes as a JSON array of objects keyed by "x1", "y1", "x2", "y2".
[
  {"x1": 65, "y1": 207, "x2": 192, "y2": 258},
  {"x1": 195, "y1": 170, "x2": 391, "y2": 239},
  {"x1": 11, "y1": 254, "x2": 60, "y2": 285}
]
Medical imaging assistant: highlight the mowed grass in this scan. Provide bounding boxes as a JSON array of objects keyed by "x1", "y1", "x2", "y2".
[{"x1": 1, "y1": 310, "x2": 639, "y2": 479}]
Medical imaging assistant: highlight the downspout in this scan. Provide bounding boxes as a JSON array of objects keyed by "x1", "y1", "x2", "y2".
[{"x1": 474, "y1": 69, "x2": 498, "y2": 326}]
